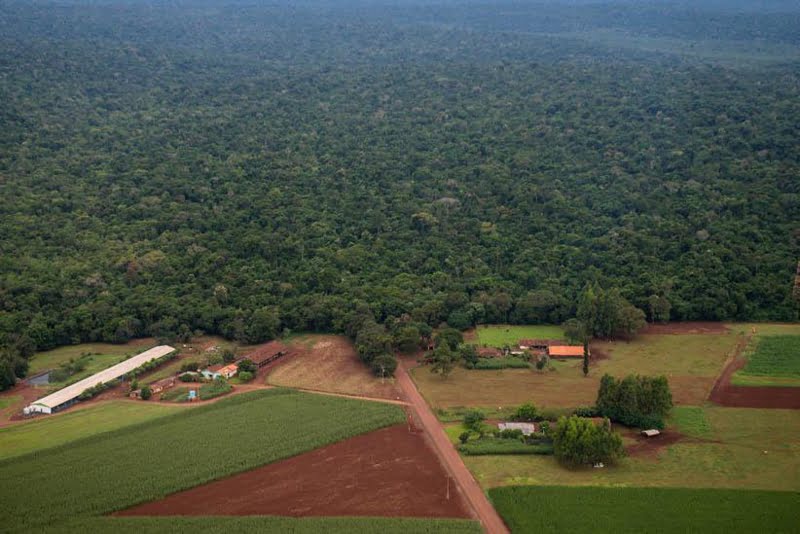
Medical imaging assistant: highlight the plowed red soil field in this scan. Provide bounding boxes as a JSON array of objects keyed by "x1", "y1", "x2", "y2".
[
  {"x1": 710, "y1": 357, "x2": 800, "y2": 409},
  {"x1": 116, "y1": 424, "x2": 470, "y2": 518}
]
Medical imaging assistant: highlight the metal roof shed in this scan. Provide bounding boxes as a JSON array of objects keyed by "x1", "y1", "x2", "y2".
[{"x1": 24, "y1": 345, "x2": 175, "y2": 415}]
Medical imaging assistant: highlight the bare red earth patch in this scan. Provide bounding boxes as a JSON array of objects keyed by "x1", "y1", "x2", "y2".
[
  {"x1": 709, "y1": 357, "x2": 800, "y2": 409},
  {"x1": 642, "y1": 322, "x2": 730, "y2": 335},
  {"x1": 625, "y1": 430, "x2": 686, "y2": 458},
  {"x1": 116, "y1": 424, "x2": 471, "y2": 518}
]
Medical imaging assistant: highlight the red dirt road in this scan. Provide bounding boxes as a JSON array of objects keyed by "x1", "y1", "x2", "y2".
[
  {"x1": 117, "y1": 424, "x2": 470, "y2": 518},
  {"x1": 396, "y1": 358, "x2": 509, "y2": 534}
]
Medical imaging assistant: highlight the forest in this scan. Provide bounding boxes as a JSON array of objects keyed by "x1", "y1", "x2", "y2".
[{"x1": 0, "y1": 0, "x2": 798, "y2": 381}]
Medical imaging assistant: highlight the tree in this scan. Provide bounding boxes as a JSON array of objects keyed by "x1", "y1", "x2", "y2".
[
  {"x1": 238, "y1": 371, "x2": 254, "y2": 382},
  {"x1": 355, "y1": 320, "x2": 391, "y2": 364},
  {"x1": 140, "y1": 386, "x2": 152, "y2": 400},
  {"x1": 435, "y1": 328, "x2": 463, "y2": 351},
  {"x1": 370, "y1": 353, "x2": 398, "y2": 378},
  {"x1": 458, "y1": 344, "x2": 479, "y2": 367},
  {"x1": 458, "y1": 431, "x2": 471, "y2": 444},
  {"x1": 245, "y1": 306, "x2": 280, "y2": 344},
  {"x1": 447, "y1": 310, "x2": 472, "y2": 331},
  {"x1": 463, "y1": 410, "x2": 486, "y2": 432},
  {"x1": 429, "y1": 343, "x2": 457, "y2": 379},
  {"x1": 596, "y1": 374, "x2": 673, "y2": 428},
  {"x1": 563, "y1": 318, "x2": 588, "y2": 344},
  {"x1": 582, "y1": 341, "x2": 589, "y2": 377},
  {"x1": 552, "y1": 416, "x2": 624, "y2": 466},
  {"x1": 535, "y1": 354, "x2": 548, "y2": 371},
  {"x1": 237, "y1": 358, "x2": 256, "y2": 374},
  {"x1": 394, "y1": 325, "x2": 421, "y2": 353},
  {"x1": 648, "y1": 294, "x2": 672, "y2": 323},
  {"x1": 221, "y1": 348, "x2": 236, "y2": 364}
]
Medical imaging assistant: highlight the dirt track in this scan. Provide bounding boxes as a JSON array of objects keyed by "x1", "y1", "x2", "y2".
[
  {"x1": 116, "y1": 424, "x2": 470, "y2": 518},
  {"x1": 396, "y1": 358, "x2": 509, "y2": 534}
]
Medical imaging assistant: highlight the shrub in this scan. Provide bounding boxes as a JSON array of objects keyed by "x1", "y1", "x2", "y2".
[
  {"x1": 463, "y1": 410, "x2": 486, "y2": 432},
  {"x1": 473, "y1": 357, "x2": 530, "y2": 370},
  {"x1": 460, "y1": 439, "x2": 554, "y2": 456},
  {"x1": 458, "y1": 431, "x2": 471, "y2": 444},
  {"x1": 574, "y1": 406, "x2": 598, "y2": 417},
  {"x1": 513, "y1": 403, "x2": 538, "y2": 422},
  {"x1": 237, "y1": 358, "x2": 257, "y2": 374},
  {"x1": 221, "y1": 349, "x2": 236, "y2": 364},
  {"x1": 498, "y1": 428, "x2": 524, "y2": 440},
  {"x1": 140, "y1": 386, "x2": 152, "y2": 400},
  {"x1": 180, "y1": 361, "x2": 200, "y2": 373},
  {"x1": 179, "y1": 372, "x2": 198, "y2": 382},
  {"x1": 238, "y1": 371, "x2": 254, "y2": 382},
  {"x1": 552, "y1": 416, "x2": 624, "y2": 466}
]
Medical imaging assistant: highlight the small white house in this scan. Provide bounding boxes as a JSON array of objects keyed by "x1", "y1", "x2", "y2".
[{"x1": 498, "y1": 422, "x2": 536, "y2": 435}]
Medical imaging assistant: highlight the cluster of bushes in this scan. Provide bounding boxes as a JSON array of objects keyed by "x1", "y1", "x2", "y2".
[
  {"x1": 460, "y1": 439, "x2": 553, "y2": 456},
  {"x1": 126, "y1": 350, "x2": 178, "y2": 379},
  {"x1": 48, "y1": 354, "x2": 91, "y2": 383},
  {"x1": 596, "y1": 374, "x2": 673, "y2": 429},
  {"x1": 77, "y1": 380, "x2": 114, "y2": 400},
  {"x1": 552, "y1": 415, "x2": 625, "y2": 466},
  {"x1": 457, "y1": 406, "x2": 555, "y2": 456},
  {"x1": 199, "y1": 378, "x2": 233, "y2": 400}
]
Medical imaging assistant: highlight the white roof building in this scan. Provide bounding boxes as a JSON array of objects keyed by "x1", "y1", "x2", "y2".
[
  {"x1": 498, "y1": 422, "x2": 536, "y2": 435},
  {"x1": 24, "y1": 345, "x2": 175, "y2": 415}
]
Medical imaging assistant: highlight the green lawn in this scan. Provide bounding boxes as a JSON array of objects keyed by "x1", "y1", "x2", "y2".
[
  {"x1": 463, "y1": 407, "x2": 800, "y2": 491},
  {"x1": 47, "y1": 517, "x2": 481, "y2": 534},
  {"x1": 489, "y1": 486, "x2": 800, "y2": 533},
  {"x1": 0, "y1": 401, "x2": 183, "y2": 461},
  {"x1": 475, "y1": 325, "x2": 565, "y2": 347},
  {"x1": 0, "y1": 395, "x2": 20, "y2": 411},
  {"x1": 28, "y1": 342, "x2": 152, "y2": 376},
  {"x1": 0, "y1": 389, "x2": 405, "y2": 532}
]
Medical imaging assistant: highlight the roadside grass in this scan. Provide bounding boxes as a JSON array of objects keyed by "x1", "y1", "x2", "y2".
[
  {"x1": 0, "y1": 389, "x2": 405, "y2": 532},
  {"x1": 732, "y1": 323, "x2": 800, "y2": 336},
  {"x1": 0, "y1": 401, "x2": 183, "y2": 461},
  {"x1": 475, "y1": 325, "x2": 564, "y2": 347},
  {"x1": 489, "y1": 486, "x2": 799, "y2": 533},
  {"x1": 28, "y1": 341, "x2": 153, "y2": 376},
  {"x1": 463, "y1": 407, "x2": 800, "y2": 491},
  {"x1": 159, "y1": 387, "x2": 191, "y2": 402},
  {"x1": 669, "y1": 406, "x2": 711, "y2": 438},
  {"x1": 48, "y1": 516, "x2": 482, "y2": 534},
  {"x1": 140, "y1": 358, "x2": 187, "y2": 384},
  {"x1": 733, "y1": 335, "x2": 800, "y2": 388}
]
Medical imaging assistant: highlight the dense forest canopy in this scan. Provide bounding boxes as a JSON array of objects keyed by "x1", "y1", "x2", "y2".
[{"x1": 1, "y1": 0, "x2": 799, "y2": 362}]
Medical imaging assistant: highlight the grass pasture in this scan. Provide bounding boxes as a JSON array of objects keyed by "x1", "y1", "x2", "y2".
[
  {"x1": 0, "y1": 401, "x2": 183, "y2": 461},
  {"x1": 29, "y1": 340, "x2": 154, "y2": 376},
  {"x1": 489, "y1": 486, "x2": 800, "y2": 533},
  {"x1": 0, "y1": 389, "x2": 405, "y2": 531},
  {"x1": 733, "y1": 335, "x2": 800, "y2": 387},
  {"x1": 475, "y1": 325, "x2": 565, "y2": 347},
  {"x1": 463, "y1": 407, "x2": 800, "y2": 491}
]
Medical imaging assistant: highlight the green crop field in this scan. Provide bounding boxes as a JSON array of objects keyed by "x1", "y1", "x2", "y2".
[
  {"x1": 44, "y1": 516, "x2": 482, "y2": 534},
  {"x1": 489, "y1": 486, "x2": 800, "y2": 533},
  {"x1": 0, "y1": 389, "x2": 405, "y2": 532},
  {"x1": 733, "y1": 336, "x2": 800, "y2": 386},
  {"x1": 476, "y1": 325, "x2": 565, "y2": 347},
  {"x1": 0, "y1": 401, "x2": 183, "y2": 461}
]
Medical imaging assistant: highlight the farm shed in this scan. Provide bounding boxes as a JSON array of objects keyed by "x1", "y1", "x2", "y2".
[
  {"x1": 641, "y1": 429, "x2": 661, "y2": 437},
  {"x1": 498, "y1": 422, "x2": 536, "y2": 435},
  {"x1": 24, "y1": 345, "x2": 175, "y2": 415},
  {"x1": 201, "y1": 367, "x2": 222, "y2": 380},
  {"x1": 246, "y1": 341, "x2": 290, "y2": 368},
  {"x1": 548, "y1": 345, "x2": 586, "y2": 358}
]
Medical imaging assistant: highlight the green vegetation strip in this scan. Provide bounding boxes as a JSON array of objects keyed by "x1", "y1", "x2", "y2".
[
  {"x1": 459, "y1": 439, "x2": 553, "y2": 456},
  {"x1": 476, "y1": 325, "x2": 564, "y2": 348},
  {"x1": 489, "y1": 486, "x2": 800, "y2": 533},
  {"x1": 740, "y1": 335, "x2": 800, "y2": 378},
  {"x1": 45, "y1": 517, "x2": 481, "y2": 534},
  {"x1": 473, "y1": 357, "x2": 530, "y2": 370},
  {"x1": 0, "y1": 389, "x2": 405, "y2": 531}
]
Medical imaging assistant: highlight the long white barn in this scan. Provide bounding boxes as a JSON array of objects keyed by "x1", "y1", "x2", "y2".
[{"x1": 24, "y1": 345, "x2": 175, "y2": 415}]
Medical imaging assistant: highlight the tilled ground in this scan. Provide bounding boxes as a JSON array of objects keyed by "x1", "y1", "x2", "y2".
[{"x1": 116, "y1": 424, "x2": 470, "y2": 518}]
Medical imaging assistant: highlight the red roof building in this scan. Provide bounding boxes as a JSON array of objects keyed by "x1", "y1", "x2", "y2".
[{"x1": 547, "y1": 345, "x2": 586, "y2": 358}]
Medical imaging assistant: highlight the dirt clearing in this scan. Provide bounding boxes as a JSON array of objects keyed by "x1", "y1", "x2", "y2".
[
  {"x1": 641, "y1": 322, "x2": 730, "y2": 335},
  {"x1": 710, "y1": 356, "x2": 800, "y2": 409},
  {"x1": 268, "y1": 335, "x2": 403, "y2": 400},
  {"x1": 116, "y1": 424, "x2": 470, "y2": 518}
]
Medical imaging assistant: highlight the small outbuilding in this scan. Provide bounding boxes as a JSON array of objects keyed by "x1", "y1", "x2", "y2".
[
  {"x1": 641, "y1": 429, "x2": 661, "y2": 437},
  {"x1": 498, "y1": 422, "x2": 536, "y2": 435}
]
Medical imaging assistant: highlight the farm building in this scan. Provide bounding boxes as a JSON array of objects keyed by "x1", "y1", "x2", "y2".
[
  {"x1": 246, "y1": 341, "x2": 290, "y2": 368},
  {"x1": 478, "y1": 347, "x2": 502, "y2": 358},
  {"x1": 201, "y1": 366, "x2": 222, "y2": 380},
  {"x1": 218, "y1": 364, "x2": 238, "y2": 379},
  {"x1": 547, "y1": 345, "x2": 586, "y2": 358},
  {"x1": 498, "y1": 422, "x2": 536, "y2": 435},
  {"x1": 24, "y1": 345, "x2": 175, "y2": 415},
  {"x1": 518, "y1": 339, "x2": 563, "y2": 350},
  {"x1": 130, "y1": 376, "x2": 176, "y2": 399}
]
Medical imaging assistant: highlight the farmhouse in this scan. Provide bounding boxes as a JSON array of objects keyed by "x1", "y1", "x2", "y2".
[
  {"x1": 548, "y1": 345, "x2": 586, "y2": 358},
  {"x1": 498, "y1": 422, "x2": 536, "y2": 435},
  {"x1": 201, "y1": 366, "x2": 222, "y2": 380},
  {"x1": 478, "y1": 347, "x2": 502, "y2": 358},
  {"x1": 24, "y1": 345, "x2": 175, "y2": 415},
  {"x1": 218, "y1": 363, "x2": 238, "y2": 379}
]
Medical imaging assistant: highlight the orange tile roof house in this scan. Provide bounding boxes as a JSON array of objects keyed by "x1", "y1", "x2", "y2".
[
  {"x1": 218, "y1": 364, "x2": 238, "y2": 379},
  {"x1": 547, "y1": 345, "x2": 586, "y2": 358}
]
